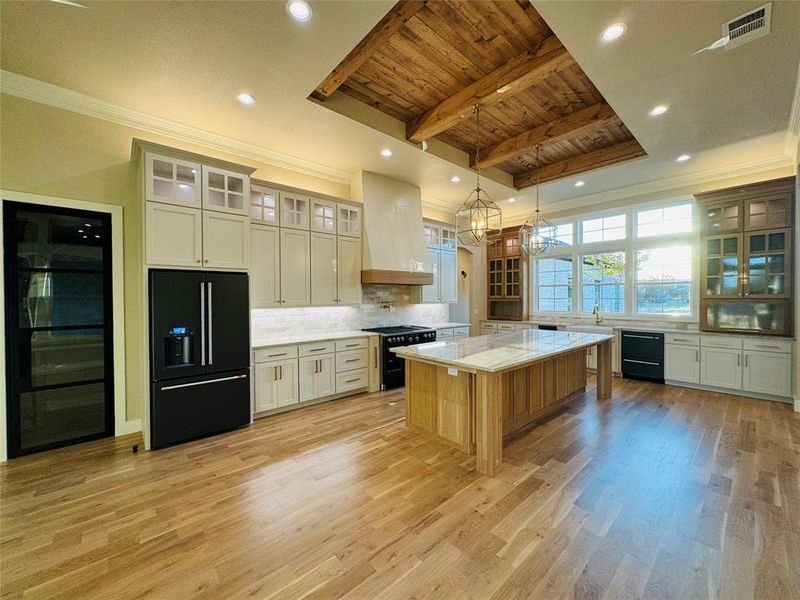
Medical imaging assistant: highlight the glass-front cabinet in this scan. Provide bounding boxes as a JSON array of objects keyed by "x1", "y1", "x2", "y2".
[
  {"x1": 699, "y1": 200, "x2": 742, "y2": 235},
  {"x1": 311, "y1": 198, "x2": 337, "y2": 234},
  {"x1": 702, "y1": 234, "x2": 741, "y2": 298},
  {"x1": 744, "y1": 229, "x2": 790, "y2": 298},
  {"x1": 250, "y1": 185, "x2": 279, "y2": 225},
  {"x1": 337, "y1": 204, "x2": 361, "y2": 238},
  {"x1": 145, "y1": 154, "x2": 202, "y2": 207},
  {"x1": 202, "y1": 166, "x2": 249, "y2": 215},
  {"x1": 701, "y1": 300, "x2": 791, "y2": 336}
]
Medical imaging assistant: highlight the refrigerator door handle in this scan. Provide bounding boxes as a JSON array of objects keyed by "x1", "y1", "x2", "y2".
[
  {"x1": 160, "y1": 374, "x2": 247, "y2": 391},
  {"x1": 208, "y1": 282, "x2": 213, "y2": 366},
  {"x1": 200, "y1": 282, "x2": 206, "y2": 366}
]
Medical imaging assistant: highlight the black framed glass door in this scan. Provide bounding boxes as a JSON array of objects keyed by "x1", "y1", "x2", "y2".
[{"x1": 4, "y1": 201, "x2": 114, "y2": 458}]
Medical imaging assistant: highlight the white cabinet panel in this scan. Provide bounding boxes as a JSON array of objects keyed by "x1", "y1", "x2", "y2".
[
  {"x1": 250, "y1": 225, "x2": 280, "y2": 308},
  {"x1": 336, "y1": 349, "x2": 369, "y2": 372},
  {"x1": 280, "y1": 228, "x2": 311, "y2": 306},
  {"x1": 282, "y1": 194, "x2": 309, "y2": 230},
  {"x1": 337, "y1": 203, "x2": 361, "y2": 237},
  {"x1": 743, "y1": 351, "x2": 792, "y2": 397},
  {"x1": 311, "y1": 198, "x2": 337, "y2": 234},
  {"x1": 145, "y1": 203, "x2": 202, "y2": 267},
  {"x1": 254, "y1": 362, "x2": 278, "y2": 413},
  {"x1": 310, "y1": 233, "x2": 337, "y2": 306},
  {"x1": 480, "y1": 322, "x2": 499, "y2": 334},
  {"x1": 336, "y1": 368, "x2": 368, "y2": 393},
  {"x1": 255, "y1": 359, "x2": 298, "y2": 412},
  {"x1": 665, "y1": 344, "x2": 700, "y2": 384},
  {"x1": 250, "y1": 185, "x2": 280, "y2": 225},
  {"x1": 202, "y1": 166, "x2": 249, "y2": 215},
  {"x1": 335, "y1": 338, "x2": 367, "y2": 352},
  {"x1": 439, "y1": 251, "x2": 457, "y2": 303},
  {"x1": 299, "y1": 354, "x2": 335, "y2": 402},
  {"x1": 202, "y1": 212, "x2": 250, "y2": 270},
  {"x1": 145, "y1": 153, "x2": 202, "y2": 207},
  {"x1": 437, "y1": 328, "x2": 454, "y2": 340},
  {"x1": 700, "y1": 347, "x2": 742, "y2": 390},
  {"x1": 422, "y1": 247, "x2": 440, "y2": 303},
  {"x1": 337, "y1": 236, "x2": 362, "y2": 305}
]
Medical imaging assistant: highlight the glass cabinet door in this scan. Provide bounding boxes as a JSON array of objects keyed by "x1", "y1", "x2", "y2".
[
  {"x1": 202, "y1": 167, "x2": 249, "y2": 215},
  {"x1": 281, "y1": 194, "x2": 309, "y2": 230},
  {"x1": 145, "y1": 154, "x2": 202, "y2": 207},
  {"x1": 488, "y1": 258, "x2": 503, "y2": 298},
  {"x1": 440, "y1": 228, "x2": 457, "y2": 251},
  {"x1": 744, "y1": 194, "x2": 792, "y2": 231},
  {"x1": 702, "y1": 234, "x2": 742, "y2": 298},
  {"x1": 423, "y1": 225, "x2": 440, "y2": 248},
  {"x1": 504, "y1": 256, "x2": 521, "y2": 298},
  {"x1": 337, "y1": 204, "x2": 361, "y2": 237},
  {"x1": 250, "y1": 186, "x2": 279, "y2": 225},
  {"x1": 700, "y1": 201, "x2": 742, "y2": 235},
  {"x1": 744, "y1": 229, "x2": 791, "y2": 298},
  {"x1": 701, "y1": 299, "x2": 791, "y2": 336},
  {"x1": 310, "y1": 198, "x2": 337, "y2": 233}
]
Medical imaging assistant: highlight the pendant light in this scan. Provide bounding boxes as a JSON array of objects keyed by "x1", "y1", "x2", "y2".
[
  {"x1": 455, "y1": 105, "x2": 502, "y2": 246},
  {"x1": 519, "y1": 145, "x2": 555, "y2": 256}
]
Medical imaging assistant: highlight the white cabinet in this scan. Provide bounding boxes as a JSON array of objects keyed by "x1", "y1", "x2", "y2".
[
  {"x1": 310, "y1": 233, "x2": 337, "y2": 306},
  {"x1": 299, "y1": 354, "x2": 335, "y2": 402},
  {"x1": 337, "y1": 236, "x2": 362, "y2": 305},
  {"x1": 255, "y1": 359, "x2": 298, "y2": 412},
  {"x1": 250, "y1": 185, "x2": 280, "y2": 225},
  {"x1": 743, "y1": 351, "x2": 793, "y2": 397},
  {"x1": 413, "y1": 221, "x2": 458, "y2": 304},
  {"x1": 280, "y1": 229, "x2": 311, "y2": 306},
  {"x1": 251, "y1": 224, "x2": 281, "y2": 308},
  {"x1": 337, "y1": 203, "x2": 361, "y2": 237},
  {"x1": 481, "y1": 322, "x2": 499, "y2": 334},
  {"x1": 421, "y1": 247, "x2": 440, "y2": 303},
  {"x1": 202, "y1": 212, "x2": 250, "y2": 269},
  {"x1": 439, "y1": 251, "x2": 457, "y2": 303},
  {"x1": 145, "y1": 153, "x2": 202, "y2": 208},
  {"x1": 145, "y1": 203, "x2": 203, "y2": 267},
  {"x1": 665, "y1": 344, "x2": 700, "y2": 384},
  {"x1": 282, "y1": 194, "x2": 309, "y2": 230},
  {"x1": 700, "y1": 347, "x2": 743, "y2": 390},
  {"x1": 202, "y1": 166, "x2": 249, "y2": 215},
  {"x1": 311, "y1": 198, "x2": 337, "y2": 234}
]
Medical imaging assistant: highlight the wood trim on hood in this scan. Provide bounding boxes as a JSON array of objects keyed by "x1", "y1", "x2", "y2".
[{"x1": 361, "y1": 269, "x2": 433, "y2": 286}]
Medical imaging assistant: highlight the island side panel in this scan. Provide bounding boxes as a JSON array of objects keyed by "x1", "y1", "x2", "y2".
[
  {"x1": 475, "y1": 370, "x2": 504, "y2": 477},
  {"x1": 596, "y1": 340, "x2": 613, "y2": 399},
  {"x1": 406, "y1": 360, "x2": 437, "y2": 433}
]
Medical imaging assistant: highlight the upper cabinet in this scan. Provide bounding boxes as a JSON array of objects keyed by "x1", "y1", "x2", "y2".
[
  {"x1": 250, "y1": 185, "x2": 280, "y2": 226},
  {"x1": 744, "y1": 193, "x2": 792, "y2": 231},
  {"x1": 282, "y1": 193, "x2": 310, "y2": 230},
  {"x1": 145, "y1": 153, "x2": 202, "y2": 208},
  {"x1": 337, "y1": 203, "x2": 361, "y2": 237},
  {"x1": 202, "y1": 166, "x2": 249, "y2": 215},
  {"x1": 311, "y1": 198, "x2": 337, "y2": 234},
  {"x1": 412, "y1": 220, "x2": 458, "y2": 304},
  {"x1": 699, "y1": 200, "x2": 742, "y2": 235}
]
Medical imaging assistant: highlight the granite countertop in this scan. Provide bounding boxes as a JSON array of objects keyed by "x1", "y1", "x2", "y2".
[
  {"x1": 252, "y1": 330, "x2": 377, "y2": 349},
  {"x1": 391, "y1": 329, "x2": 613, "y2": 373},
  {"x1": 426, "y1": 322, "x2": 471, "y2": 330}
]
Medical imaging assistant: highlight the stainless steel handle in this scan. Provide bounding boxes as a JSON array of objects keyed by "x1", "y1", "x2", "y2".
[
  {"x1": 200, "y1": 282, "x2": 206, "y2": 366},
  {"x1": 623, "y1": 358, "x2": 660, "y2": 366},
  {"x1": 161, "y1": 374, "x2": 247, "y2": 391},
  {"x1": 623, "y1": 334, "x2": 660, "y2": 340},
  {"x1": 207, "y1": 282, "x2": 213, "y2": 365}
]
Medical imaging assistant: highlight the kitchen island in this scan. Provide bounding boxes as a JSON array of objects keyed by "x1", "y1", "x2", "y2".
[{"x1": 392, "y1": 329, "x2": 614, "y2": 476}]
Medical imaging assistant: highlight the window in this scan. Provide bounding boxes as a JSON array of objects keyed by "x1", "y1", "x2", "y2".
[
  {"x1": 581, "y1": 214, "x2": 626, "y2": 243},
  {"x1": 635, "y1": 246, "x2": 692, "y2": 315},
  {"x1": 539, "y1": 222, "x2": 574, "y2": 247},
  {"x1": 536, "y1": 256, "x2": 573, "y2": 312},
  {"x1": 581, "y1": 252, "x2": 625, "y2": 313},
  {"x1": 636, "y1": 203, "x2": 692, "y2": 237}
]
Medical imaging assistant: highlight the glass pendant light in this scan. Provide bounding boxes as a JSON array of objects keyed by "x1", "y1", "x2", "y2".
[
  {"x1": 455, "y1": 105, "x2": 502, "y2": 246},
  {"x1": 520, "y1": 145, "x2": 555, "y2": 256}
]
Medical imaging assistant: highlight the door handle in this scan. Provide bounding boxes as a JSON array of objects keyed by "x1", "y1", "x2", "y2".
[
  {"x1": 695, "y1": 350, "x2": 699, "y2": 361},
  {"x1": 207, "y1": 282, "x2": 213, "y2": 365},
  {"x1": 278, "y1": 365, "x2": 282, "y2": 380},
  {"x1": 200, "y1": 282, "x2": 206, "y2": 366},
  {"x1": 161, "y1": 373, "x2": 247, "y2": 391},
  {"x1": 745, "y1": 355, "x2": 749, "y2": 367},
  {"x1": 737, "y1": 355, "x2": 740, "y2": 366},
  {"x1": 274, "y1": 366, "x2": 278, "y2": 381},
  {"x1": 623, "y1": 358, "x2": 660, "y2": 366},
  {"x1": 623, "y1": 334, "x2": 660, "y2": 340}
]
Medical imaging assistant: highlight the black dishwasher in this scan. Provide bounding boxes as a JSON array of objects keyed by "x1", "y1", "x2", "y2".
[{"x1": 621, "y1": 331, "x2": 664, "y2": 381}]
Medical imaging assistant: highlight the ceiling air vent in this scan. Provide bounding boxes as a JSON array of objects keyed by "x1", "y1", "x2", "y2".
[{"x1": 724, "y1": 3, "x2": 771, "y2": 50}]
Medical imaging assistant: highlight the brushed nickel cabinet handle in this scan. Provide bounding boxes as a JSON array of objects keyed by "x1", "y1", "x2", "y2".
[
  {"x1": 345, "y1": 378, "x2": 360, "y2": 384},
  {"x1": 345, "y1": 358, "x2": 360, "y2": 363}
]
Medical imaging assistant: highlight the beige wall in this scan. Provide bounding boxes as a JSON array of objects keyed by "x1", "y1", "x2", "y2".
[{"x1": 0, "y1": 94, "x2": 350, "y2": 422}]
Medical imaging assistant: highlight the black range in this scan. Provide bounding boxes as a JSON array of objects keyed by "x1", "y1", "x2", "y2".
[{"x1": 361, "y1": 326, "x2": 436, "y2": 390}]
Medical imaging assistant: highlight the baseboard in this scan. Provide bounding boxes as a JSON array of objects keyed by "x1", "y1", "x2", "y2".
[
  {"x1": 116, "y1": 419, "x2": 142, "y2": 436},
  {"x1": 795, "y1": 397, "x2": 800, "y2": 412},
  {"x1": 665, "y1": 380, "x2": 793, "y2": 404}
]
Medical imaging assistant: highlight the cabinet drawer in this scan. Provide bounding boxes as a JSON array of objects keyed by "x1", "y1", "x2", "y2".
[
  {"x1": 254, "y1": 345, "x2": 298, "y2": 363},
  {"x1": 299, "y1": 341, "x2": 336, "y2": 357},
  {"x1": 742, "y1": 338, "x2": 793, "y2": 354},
  {"x1": 515, "y1": 323, "x2": 534, "y2": 331},
  {"x1": 336, "y1": 368, "x2": 368, "y2": 393},
  {"x1": 700, "y1": 335, "x2": 743, "y2": 350},
  {"x1": 336, "y1": 349, "x2": 368, "y2": 372},
  {"x1": 497, "y1": 323, "x2": 516, "y2": 332},
  {"x1": 335, "y1": 337, "x2": 368, "y2": 352},
  {"x1": 621, "y1": 331, "x2": 664, "y2": 361},
  {"x1": 480, "y1": 323, "x2": 498, "y2": 333},
  {"x1": 665, "y1": 333, "x2": 699, "y2": 346},
  {"x1": 453, "y1": 327, "x2": 469, "y2": 338},
  {"x1": 437, "y1": 328, "x2": 454, "y2": 339}
]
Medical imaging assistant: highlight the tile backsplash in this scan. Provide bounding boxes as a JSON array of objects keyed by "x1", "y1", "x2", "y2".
[{"x1": 251, "y1": 285, "x2": 449, "y2": 339}]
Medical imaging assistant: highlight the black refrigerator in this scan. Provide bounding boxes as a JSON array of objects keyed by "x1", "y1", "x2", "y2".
[{"x1": 149, "y1": 269, "x2": 250, "y2": 448}]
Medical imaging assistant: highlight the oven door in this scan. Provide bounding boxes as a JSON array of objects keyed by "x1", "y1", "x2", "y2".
[{"x1": 382, "y1": 341, "x2": 406, "y2": 390}]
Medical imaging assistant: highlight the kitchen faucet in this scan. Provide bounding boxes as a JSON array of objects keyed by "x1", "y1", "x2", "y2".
[{"x1": 592, "y1": 304, "x2": 603, "y2": 324}]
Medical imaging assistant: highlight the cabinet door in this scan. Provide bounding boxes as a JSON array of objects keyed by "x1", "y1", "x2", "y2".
[
  {"x1": 702, "y1": 234, "x2": 742, "y2": 298},
  {"x1": 744, "y1": 229, "x2": 790, "y2": 298},
  {"x1": 311, "y1": 198, "x2": 337, "y2": 234},
  {"x1": 145, "y1": 202, "x2": 203, "y2": 267},
  {"x1": 250, "y1": 185, "x2": 280, "y2": 225},
  {"x1": 423, "y1": 224, "x2": 440, "y2": 248},
  {"x1": 368, "y1": 336, "x2": 380, "y2": 392},
  {"x1": 299, "y1": 355, "x2": 335, "y2": 401},
  {"x1": 202, "y1": 212, "x2": 250, "y2": 270},
  {"x1": 665, "y1": 344, "x2": 700, "y2": 384},
  {"x1": 700, "y1": 347, "x2": 742, "y2": 390},
  {"x1": 699, "y1": 200, "x2": 742, "y2": 235},
  {"x1": 744, "y1": 193, "x2": 792, "y2": 231},
  {"x1": 250, "y1": 224, "x2": 280, "y2": 308},
  {"x1": 337, "y1": 203, "x2": 361, "y2": 237},
  {"x1": 202, "y1": 166, "x2": 249, "y2": 215},
  {"x1": 275, "y1": 359, "x2": 299, "y2": 407},
  {"x1": 488, "y1": 257, "x2": 503, "y2": 298},
  {"x1": 439, "y1": 251, "x2": 457, "y2": 303},
  {"x1": 743, "y1": 351, "x2": 792, "y2": 397},
  {"x1": 279, "y1": 228, "x2": 310, "y2": 306},
  {"x1": 440, "y1": 227, "x2": 457, "y2": 251},
  {"x1": 422, "y1": 248, "x2": 440, "y2": 303},
  {"x1": 316, "y1": 355, "x2": 336, "y2": 398},
  {"x1": 254, "y1": 362, "x2": 279, "y2": 412},
  {"x1": 145, "y1": 153, "x2": 202, "y2": 207},
  {"x1": 337, "y1": 236, "x2": 362, "y2": 305},
  {"x1": 281, "y1": 194, "x2": 310, "y2": 230},
  {"x1": 310, "y1": 233, "x2": 337, "y2": 306},
  {"x1": 504, "y1": 255, "x2": 521, "y2": 298}
]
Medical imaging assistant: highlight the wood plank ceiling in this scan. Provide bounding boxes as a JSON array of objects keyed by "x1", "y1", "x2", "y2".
[{"x1": 311, "y1": 0, "x2": 647, "y2": 190}]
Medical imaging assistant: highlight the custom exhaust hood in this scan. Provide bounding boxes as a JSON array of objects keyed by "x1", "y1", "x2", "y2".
[{"x1": 352, "y1": 171, "x2": 433, "y2": 286}]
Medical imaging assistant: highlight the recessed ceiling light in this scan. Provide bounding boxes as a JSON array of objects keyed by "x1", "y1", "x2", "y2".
[
  {"x1": 649, "y1": 105, "x2": 668, "y2": 116},
  {"x1": 286, "y1": 0, "x2": 312, "y2": 22},
  {"x1": 78, "y1": 229, "x2": 84, "y2": 233},
  {"x1": 236, "y1": 92, "x2": 256, "y2": 105},
  {"x1": 676, "y1": 154, "x2": 691, "y2": 162},
  {"x1": 82, "y1": 235, "x2": 88, "y2": 239},
  {"x1": 574, "y1": 181, "x2": 585, "y2": 187},
  {"x1": 600, "y1": 23, "x2": 627, "y2": 43},
  {"x1": 380, "y1": 149, "x2": 393, "y2": 158},
  {"x1": 496, "y1": 84, "x2": 512, "y2": 94},
  {"x1": 450, "y1": 176, "x2": 461, "y2": 183},
  {"x1": 84, "y1": 223, "x2": 92, "y2": 227},
  {"x1": 508, "y1": 198, "x2": 516, "y2": 203}
]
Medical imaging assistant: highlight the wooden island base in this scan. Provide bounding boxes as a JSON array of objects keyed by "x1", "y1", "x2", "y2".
[{"x1": 406, "y1": 347, "x2": 600, "y2": 476}]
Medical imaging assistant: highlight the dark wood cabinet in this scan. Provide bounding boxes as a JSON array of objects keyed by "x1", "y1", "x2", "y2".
[{"x1": 487, "y1": 226, "x2": 526, "y2": 321}]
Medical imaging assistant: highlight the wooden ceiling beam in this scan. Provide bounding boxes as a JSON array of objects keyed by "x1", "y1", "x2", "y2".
[
  {"x1": 513, "y1": 140, "x2": 647, "y2": 188},
  {"x1": 310, "y1": 0, "x2": 427, "y2": 101},
  {"x1": 471, "y1": 102, "x2": 617, "y2": 170},
  {"x1": 405, "y1": 35, "x2": 573, "y2": 144}
]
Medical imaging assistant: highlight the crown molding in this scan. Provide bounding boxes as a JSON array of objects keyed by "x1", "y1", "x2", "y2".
[
  {"x1": 421, "y1": 195, "x2": 457, "y2": 214},
  {"x1": 0, "y1": 70, "x2": 352, "y2": 185},
  {"x1": 787, "y1": 61, "x2": 800, "y2": 164}
]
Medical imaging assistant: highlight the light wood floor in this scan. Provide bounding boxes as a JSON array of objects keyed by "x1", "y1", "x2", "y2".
[{"x1": 2, "y1": 377, "x2": 799, "y2": 600}]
